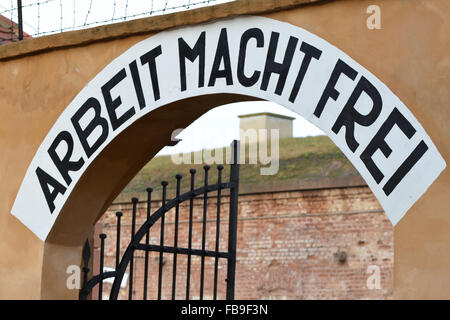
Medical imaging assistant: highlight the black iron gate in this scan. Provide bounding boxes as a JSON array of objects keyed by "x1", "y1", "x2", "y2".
[{"x1": 79, "y1": 141, "x2": 240, "y2": 300}]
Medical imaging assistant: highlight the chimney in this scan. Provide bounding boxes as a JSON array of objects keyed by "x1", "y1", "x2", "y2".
[{"x1": 238, "y1": 112, "x2": 295, "y2": 143}]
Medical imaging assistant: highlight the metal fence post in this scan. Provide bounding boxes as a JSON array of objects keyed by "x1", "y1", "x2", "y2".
[{"x1": 17, "y1": 0, "x2": 23, "y2": 40}]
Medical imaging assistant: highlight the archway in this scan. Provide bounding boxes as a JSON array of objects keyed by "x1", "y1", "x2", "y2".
[
  {"x1": 1, "y1": 0, "x2": 449, "y2": 299},
  {"x1": 92, "y1": 100, "x2": 393, "y2": 300},
  {"x1": 13, "y1": 15, "x2": 444, "y2": 242}
]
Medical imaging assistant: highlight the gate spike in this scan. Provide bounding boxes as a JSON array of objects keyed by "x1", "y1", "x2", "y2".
[{"x1": 82, "y1": 239, "x2": 91, "y2": 264}]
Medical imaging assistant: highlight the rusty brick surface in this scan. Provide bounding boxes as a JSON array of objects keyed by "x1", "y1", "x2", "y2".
[{"x1": 95, "y1": 185, "x2": 393, "y2": 300}]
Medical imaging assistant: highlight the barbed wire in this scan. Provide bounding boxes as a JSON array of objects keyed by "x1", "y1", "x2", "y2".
[{"x1": 0, "y1": 0, "x2": 231, "y2": 38}]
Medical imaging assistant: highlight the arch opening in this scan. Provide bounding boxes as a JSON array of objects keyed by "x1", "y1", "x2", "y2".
[{"x1": 90, "y1": 100, "x2": 393, "y2": 300}]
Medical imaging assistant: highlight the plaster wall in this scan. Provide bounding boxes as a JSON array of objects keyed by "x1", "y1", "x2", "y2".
[{"x1": 0, "y1": 0, "x2": 448, "y2": 299}]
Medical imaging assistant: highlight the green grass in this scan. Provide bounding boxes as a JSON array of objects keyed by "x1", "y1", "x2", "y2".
[{"x1": 116, "y1": 135, "x2": 359, "y2": 201}]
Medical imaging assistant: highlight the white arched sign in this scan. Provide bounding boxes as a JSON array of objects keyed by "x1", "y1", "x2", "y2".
[{"x1": 12, "y1": 16, "x2": 446, "y2": 241}]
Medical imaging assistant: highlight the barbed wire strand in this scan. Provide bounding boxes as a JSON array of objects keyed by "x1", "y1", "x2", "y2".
[
  {"x1": 124, "y1": 0, "x2": 129, "y2": 22},
  {"x1": 83, "y1": 0, "x2": 93, "y2": 27},
  {"x1": 112, "y1": 0, "x2": 116, "y2": 23},
  {"x1": 0, "y1": 1, "x2": 38, "y2": 35},
  {"x1": 73, "y1": 0, "x2": 76, "y2": 29},
  {"x1": 60, "y1": 0, "x2": 63, "y2": 33},
  {"x1": 37, "y1": 0, "x2": 40, "y2": 35},
  {"x1": 1, "y1": 0, "x2": 224, "y2": 38}
]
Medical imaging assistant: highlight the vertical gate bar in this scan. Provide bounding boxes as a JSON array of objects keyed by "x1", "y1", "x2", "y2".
[
  {"x1": 98, "y1": 234, "x2": 106, "y2": 300},
  {"x1": 143, "y1": 188, "x2": 153, "y2": 300},
  {"x1": 80, "y1": 239, "x2": 91, "y2": 300},
  {"x1": 158, "y1": 181, "x2": 168, "y2": 300},
  {"x1": 17, "y1": 0, "x2": 23, "y2": 40},
  {"x1": 172, "y1": 175, "x2": 182, "y2": 300},
  {"x1": 186, "y1": 169, "x2": 196, "y2": 300},
  {"x1": 200, "y1": 165, "x2": 210, "y2": 300},
  {"x1": 226, "y1": 140, "x2": 240, "y2": 300},
  {"x1": 213, "y1": 165, "x2": 224, "y2": 300},
  {"x1": 129, "y1": 197, "x2": 138, "y2": 300},
  {"x1": 115, "y1": 212, "x2": 123, "y2": 271}
]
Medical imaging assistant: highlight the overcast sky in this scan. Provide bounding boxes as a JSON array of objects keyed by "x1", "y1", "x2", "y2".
[
  {"x1": 158, "y1": 101, "x2": 324, "y2": 155},
  {"x1": 0, "y1": 0, "x2": 324, "y2": 155}
]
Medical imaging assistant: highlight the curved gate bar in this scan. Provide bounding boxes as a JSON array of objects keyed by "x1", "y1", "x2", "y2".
[
  {"x1": 79, "y1": 182, "x2": 231, "y2": 299},
  {"x1": 80, "y1": 140, "x2": 240, "y2": 300},
  {"x1": 79, "y1": 271, "x2": 116, "y2": 300},
  {"x1": 108, "y1": 181, "x2": 233, "y2": 300},
  {"x1": 78, "y1": 182, "x2": 233, "y2": 299}
]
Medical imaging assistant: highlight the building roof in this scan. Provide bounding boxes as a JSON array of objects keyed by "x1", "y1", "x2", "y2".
[
  {"x1": 0, "y1": 15, "x2": 31, "y2": 45},
  {"x1": 238, "y1": 112, "x2": 296, "y2": 120}
]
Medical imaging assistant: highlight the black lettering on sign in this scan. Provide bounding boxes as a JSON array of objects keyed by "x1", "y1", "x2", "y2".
[
  {"x1": 383, "y1": 141, "x2": 428, "y2": 196},
  {"x1": 360, "y1": 107, "x2": 429, "y2": 195},
  {"x1": 289, "y1": 41, "x2": 322, "y2": 103},
  {"x1": 332, "y1": 76, "x2": 382, "y2": 152},
  {"x1": 48, "y1": 131, "x2": 85, "y2": 186},
  {"x1": 208, "y1": 28, "x2": 233, "y2": 87},
  {"x1": 178, "y1": 32, "x2": 206, "y2": 91},
  {"x1": 36, "y1": 167, "x2": 67, "y2": 214},
  {"x1": 102, "y1": 68, "x2": 136, "y2": 131},
  {"x1": 261, "y1": 32, "x2": 298, "y2": 96},
  {"x1": 237, "y1": 28, "x2": 264, "y2": 87},
  {"x1": 129, "y1": 60, "x2": 146, "y2": 109},
  {"x1": 140, "y1": 45, "x2": 163, "y2": 101},
  {"x1": 314, "y1": 59, "x2": 358, "y2": 118},
  {"x1": 71, "y1": 97, "x2": 109, "y2": 159}
]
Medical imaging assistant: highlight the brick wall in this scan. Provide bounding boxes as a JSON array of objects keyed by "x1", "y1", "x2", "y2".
[{"x1": 93, "y1": 185, "x2": 393, "y2": 300}]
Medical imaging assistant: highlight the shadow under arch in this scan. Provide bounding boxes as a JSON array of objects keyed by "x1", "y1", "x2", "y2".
[{"x1": 46, "y1": 94, "x2": 257, "y2": 246}]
